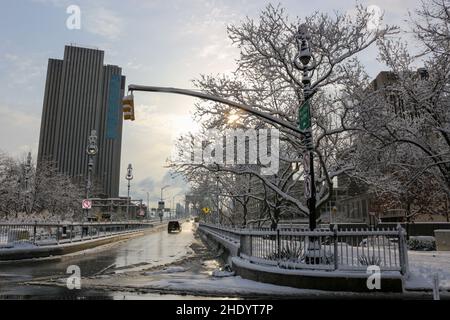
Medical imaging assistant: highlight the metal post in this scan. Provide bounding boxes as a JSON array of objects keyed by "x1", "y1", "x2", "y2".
[
  {"x1": 127, "y1": 179, "x2": 131, "y2": 219},
  {"x1": 397, "y1": 224, "x2": 408, "y2": 275},
  {"x1": 33, "y1": 221, "x2": 37, "y2": 245},
  {"x1": 85, "y1": 130, "x2": 98, "y2": 222},
  {"x1": 294, "y1": 24, "x2": 321, "y2": 264},
  {"x1": 333, "y1": 224, "x2": 339, "y2": 270},
  {"x1": 277, "y1": 229, "x2": 281, "y2": 259},
  {"x1": 294, "y1": 24, "x2": 317, "y2": 231},
  {"x1": 433, "y1": 273, "x2": 440, "y2": 300},
  {"x1": 125, "y1": 164, "x2": 133, "y2": 221},
  {"x1": 160, "y1": 185, "x2": 169, "y2": 221},
  {"x1": 56, "y1": 222, "x2": 60, "y2": 245}
]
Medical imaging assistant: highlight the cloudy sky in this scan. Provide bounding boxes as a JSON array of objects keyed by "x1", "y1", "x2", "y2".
[{"x1": 0, "y1": 0, "x2": 422, "y2": 206}]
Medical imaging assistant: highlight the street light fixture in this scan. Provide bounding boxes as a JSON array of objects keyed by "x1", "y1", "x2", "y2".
[
  {"x1": 85, "y1": 130, "x2": 97, "y2": 222},
  {"x1": 293, "y1": 23, "x2": 318, "y2": 231},
  {"x1": 125, "y1": 163, "x2": 134, "y2": 220},
  {"x1": 294, "y1": 24, "x2": 323, "y2": 264}
]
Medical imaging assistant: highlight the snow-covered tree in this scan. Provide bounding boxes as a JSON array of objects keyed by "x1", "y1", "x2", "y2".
[
  {"x1": 345, "y1": 0, "x2": 449, "y2": 220},
  {"x1": 0, "y1": 151, "x2": 83, "y2": 220},
  {"x1": 170, "y1": 4, "x2": 397, "y2": 227}
]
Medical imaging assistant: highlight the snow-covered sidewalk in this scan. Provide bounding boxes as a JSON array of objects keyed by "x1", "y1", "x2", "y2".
[{"x1": 406, "y1": 250, "x2": 450, "y2": 290}]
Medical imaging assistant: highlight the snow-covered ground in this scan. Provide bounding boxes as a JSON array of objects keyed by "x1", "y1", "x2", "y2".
[
  {"x1": 407, "y1": 250, "x2": 450, "y2": 290},
  {"x1": 134, "y1": 274, "x2": 330, "y2": 297},
  {"x1": 16, "y1": 222, "x2": 450, "y2": 299}
]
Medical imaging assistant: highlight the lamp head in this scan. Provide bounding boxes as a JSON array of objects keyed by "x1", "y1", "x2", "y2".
[
  {"x1": 297, "y1": 24, "x2": 312, "y2": 66},
  {"x1": 87, "y1": 145, "x2": 98, "y2": 156},
  {"x1": 299, "y1": 45, "x2": 311, "y2": 66}
]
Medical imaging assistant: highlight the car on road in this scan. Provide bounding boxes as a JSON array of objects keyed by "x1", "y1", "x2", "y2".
[{"x1": 168, "y1": 221, "x2": 182, "y2": 233}]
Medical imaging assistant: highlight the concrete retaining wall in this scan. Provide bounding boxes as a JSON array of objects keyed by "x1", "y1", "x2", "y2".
[
  {"x1": 232, "y1": 257, "x2": 404, "y2": 293},
  {"x1": 0, "y1": 231, "x2": 146, "y2": 261},
  {"x1": 435, "y1": 229, "x2": 450, "y2": 251},
  {"x1": 198, "y1": 226, "x2": 404, "y2": 293},
  {"x1": 0, "y1": 220, "x2": 177, "y2": 261}
]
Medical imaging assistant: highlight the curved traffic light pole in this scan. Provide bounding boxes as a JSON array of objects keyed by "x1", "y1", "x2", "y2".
[
  {"x1": 127, "y1": 85, "x2": 306, "y2": 139},
  {"x1": 127, "y1": 84, "x2": 316, "y2": 229}
]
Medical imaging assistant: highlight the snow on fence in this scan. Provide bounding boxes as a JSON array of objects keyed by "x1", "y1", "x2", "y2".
[
  {"x1": 0, "y1": 222, "x2": 154, "y2": 247},
  {"x1": 199, "y1": 223, "x2": 409, "y2": 275}
]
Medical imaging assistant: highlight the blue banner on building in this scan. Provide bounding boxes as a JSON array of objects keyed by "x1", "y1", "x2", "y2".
[{"x1": 106, "y1": 74, "x2": 121, "y2": 140}]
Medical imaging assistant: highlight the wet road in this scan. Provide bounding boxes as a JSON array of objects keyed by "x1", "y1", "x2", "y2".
[{"x1": 0, "y1": 221, "x2": 196, "y2": 299}]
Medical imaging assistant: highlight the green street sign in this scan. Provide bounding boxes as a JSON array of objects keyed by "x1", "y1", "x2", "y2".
[{"x1": 298, "y1": 100, "x2": 311, "y2": 130}]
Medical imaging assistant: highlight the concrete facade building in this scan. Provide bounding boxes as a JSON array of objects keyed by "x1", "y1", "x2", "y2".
[{"x1": 37, "y1": 45, "x2": 125, "y2": 198}]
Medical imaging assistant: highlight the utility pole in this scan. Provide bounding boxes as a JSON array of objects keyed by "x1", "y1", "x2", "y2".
[
  {"x1": 125, "y1": 164, "x2": 133, "y2": 221},
  {"x1": 293, "y1": 24, "x2": 317, "y2": 231},
  {"x1": 85, "y1": 130, "x2": 98, "y2": 222}
]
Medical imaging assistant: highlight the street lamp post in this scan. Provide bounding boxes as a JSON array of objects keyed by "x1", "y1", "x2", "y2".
[
  {"x1": 159, "y1": 185, "x2": 170, "y2": 221},
  {"x1": 125, "y1": 164, "x2": 133, "y2": 220},
  {"x1": 85, "y1": 130, "x2": 98, "y2": 222},
  {"x1": 293, "y1": 24, "x2": 322, "y2": 264},
  {"x1": 293, "y1": 24, "x2": 317, "y2": 231}
]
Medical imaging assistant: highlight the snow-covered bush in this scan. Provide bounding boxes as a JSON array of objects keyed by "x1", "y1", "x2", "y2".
[
  {"x1": 7, "y1": 229, "x2": 30, "y2": 244},
  {"x1": 407, "y1": 236, "x2": 436, "y2": 251},
  {"x1": 265, "y1": 243, "x2": 304, "y2": 261},
  {"x1": 358, "y1": 255, "x2": 381, "y2": 266},
  {"x1": 322, "y1": 252, "x2": 335, "y2": 265}
]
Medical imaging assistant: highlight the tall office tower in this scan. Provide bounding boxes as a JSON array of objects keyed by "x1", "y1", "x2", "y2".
[{"x1": 37, "y1": 45, "x2": 125, "y2": 198}]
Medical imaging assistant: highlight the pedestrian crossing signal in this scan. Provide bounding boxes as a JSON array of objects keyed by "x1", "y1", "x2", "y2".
[{"x1": 122, "y1": 94, "x2": 135, "y2": 121}]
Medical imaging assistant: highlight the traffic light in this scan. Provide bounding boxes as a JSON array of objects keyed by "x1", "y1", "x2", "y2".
[{"x1": 122, "y1": 94, "x2": 135, "y2": 121}]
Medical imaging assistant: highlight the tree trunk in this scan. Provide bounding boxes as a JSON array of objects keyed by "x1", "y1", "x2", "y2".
[
  {"x1": 271, "y1": 207, "x2": 280, "y2": 230},
  {"x1": 242, "y1": 204, "x2": 248, "y2": 228}
]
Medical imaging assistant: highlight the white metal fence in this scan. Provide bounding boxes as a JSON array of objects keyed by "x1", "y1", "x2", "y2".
[
  {"x1": 0, "y1": 221, "x2": 157, "y2": 247},
  {"x1": 199, "y1": 223, "x2": 409, "y2": 275}
]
